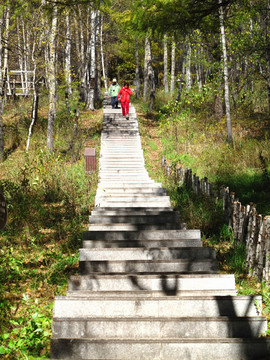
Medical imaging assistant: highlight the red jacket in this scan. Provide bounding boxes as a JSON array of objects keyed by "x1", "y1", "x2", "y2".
[{"x1": 118, "y1": 87, "x2": 133, "y2": 103}]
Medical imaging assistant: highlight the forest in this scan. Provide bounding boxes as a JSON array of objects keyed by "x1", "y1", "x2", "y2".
[{"x1": 1, "y1": 0, "x2": 270, "y2": 358}]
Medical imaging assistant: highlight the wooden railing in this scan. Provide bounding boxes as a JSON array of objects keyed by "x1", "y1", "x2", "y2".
[{"x1": 162, "y1": 155, "x2": 270, "y2": 281}]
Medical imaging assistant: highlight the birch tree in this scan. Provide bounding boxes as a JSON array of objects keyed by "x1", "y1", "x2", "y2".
[
  {"x1": 170, "y1": 39, "x2": 175, "y2": 94},
  {"x1": 86, "y1": 9, "x2": 97, "y2": 110},
  {"x1": 0, "y1": 8, "x2": 5, "y2": 161},
  {"x1": 143, "y1": 36, "x2": 151, "y2": 101},
  {"x1": 163, "y1": 34, "x2": 169, "y2": 93},
  {"x1": 135, "y1": 37, "x2": 140, "y2": 98},
  {"x1": 186, "y1": 40, "x2": 192, "y2": 91},
  {"x1": 26, "y1": 6, "x2": 43, "y2": 152},
  {"x1": 47, "y1": 4, "x2": 58, "y2": 152},
  {"x1": 64, "y1": 9, "x2": 72, "y2": 115},
  {"x1": 100, "y1": 15, "x2": 107, "y2": 92},
  {"x1": 219, "y1": 0, "x2": 233, "y2": 146},
  {"x1": 0, "y1": 5, "x2": 10, "y2": 161}
]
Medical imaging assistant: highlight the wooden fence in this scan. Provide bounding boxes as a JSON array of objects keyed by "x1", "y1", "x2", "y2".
[{"x1": 162, "y1": 155, "x2": 270, "y2": 281}]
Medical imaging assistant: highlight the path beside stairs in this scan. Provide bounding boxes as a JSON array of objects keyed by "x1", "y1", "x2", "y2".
[{"x1": 50, "y1": 105, "x2": 270, "y2": 359}]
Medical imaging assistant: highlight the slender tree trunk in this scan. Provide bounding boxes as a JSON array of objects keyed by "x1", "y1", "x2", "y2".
[
  {"x1": 81, "y1": 9, "x2": 90, "y2": 104},
  {"x1": 135, "y1": 37, "x2": 140, "y2": 99},
  {"x1": 265, "y1": 0, "x2": 270, "y2": 115},
  {"x1": 149, "y1": 60, "x2": 155, "y2": 111},
  {"x1": 170, "y1": 39, "x2": 176, "y2": 94},
  {"x1": 22, "y1": 19, "x2": 30, "y2": 94},
  {"x1": 87, "y1": 9, "x2": 96, "y2": 110},
  {"x1": 186, "y1": 41, "x2": 192, "y2": 91},
  {"x1": 47, "y1": 5, "x2": 58, "y2": 152},
  {"x1": 0, "y1": 6, "x2": 10, "y2": 161},
  {"x1": 17, "y1": 20, "x2": 25, "y2": 94},
  {"x1": 75, "y1": 5, "x2": 85, "y2": 97},
  {"x1": 26, "y1": 42, "x2": 38, "y2": 152},
  {"x1": 219, "y1": 0, "x2": 233, "y2": 146},
  {"x1": 143, "y1": 36, "x2": 151, "y2": 101},
  {"x1": 163, "y1": 35, "x2": 169, "y2": 93},
  {"x1": 100, "y1": 15, "x2": 107, "y2": 92},
  {"x1": 95, "y1": 11, "x2": 101, "y2": 103},
  {"x1": 0, "y1": 8, "x2": 5, "y2": 161},
  {"x1": 195, "y1": 45, "x2": 203, "y2": 90},
  {"x1": 3, "y1": 6, "x2": 10, "y2": 96},
  {"x1": 65, "y1": 10, "x2": 72, "y2": 115}
]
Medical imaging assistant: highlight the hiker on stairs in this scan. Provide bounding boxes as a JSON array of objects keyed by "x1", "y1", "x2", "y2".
[
  {"x1": 108, "y1": 78, "x2": 121, "y2": 109},
  {"x1": 118, "y1": 82, "x2": 133, "y2": 119}
]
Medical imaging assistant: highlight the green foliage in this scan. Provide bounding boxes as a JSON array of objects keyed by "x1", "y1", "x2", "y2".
[
  {"x1": 0, "y1": 95, "x2": 101, "y2": 359},
  {"x1": 137, "y1": 83, "x2": 270, "y2": 333},
  {"x1": 0, "y1": 297, "x2": 52, "y2": 359}
]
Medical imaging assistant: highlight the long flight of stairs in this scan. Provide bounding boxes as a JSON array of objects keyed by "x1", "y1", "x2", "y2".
[{"x1": 50, "y1": 105, "x2": 270, "y2": 359}]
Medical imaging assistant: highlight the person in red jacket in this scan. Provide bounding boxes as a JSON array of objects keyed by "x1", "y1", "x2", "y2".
[{"x1": 118, "y1": 83, "x2": 133, "y2": 119}]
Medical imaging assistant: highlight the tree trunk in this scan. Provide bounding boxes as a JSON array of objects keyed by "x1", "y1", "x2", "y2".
[
  {"x1": 80, "y1": 8, "x2": 89, "y2": 104},
  {"x1": 170, "y1": 39, "x2": 176, "y2": 94},
  {"x1": 0, "y1": 9, "x2": 5, "y2": 161},
  {"x1": 95, "y1": 11, "x2": 101, "y2": 103},
  {"x1": 149, "y1": 62, "x2": 155, "y2": 111},
  {"x1": 265, "y1": 0, "x2": 270, "y2": 115},
  {"x1": 0, "y1": 6, "x2": 10, "y2": 161},
  {"x1": 186, "y1": 41, "x2": 192, "y2": 91},
  {"x1": 219, "y1": 0, "x2": 233, "y2": 146},
  {"x1": 135, "y1": 37, "x2": 140, "y2": 99},
  {"x1": 100, "y1": 15, "x2": 107, "y2": 92},
  {"x1": 87, "y1": 9, "x2": 96, "y2": 110},
  {"x1": 76, "y1": 5, "x2": 85, "y2": 97},
  {"x1": 163, "y1": 35, "x2": 169, "y2": 93},
  {"x1": 17, "y1": 19, "x2": 25, "y2": 94},
  {"x1": 143, "y1": 36, "x2": 151, "y2": 101},
  {"x1": 26, "y1": 28, "x2": 39, "y2": 152},
  {"x1": 47, "y1": 5, "x2": 58, "y2": 152},
  {"x1": 65, "y1": 10, "x2": 72, "y2": 115},
  {"x1": 22, "y1": 19, "x2": 30, "y2": 94},
  {"x1": 195, "y1": 44, "x2": 203, "y2": 90}
]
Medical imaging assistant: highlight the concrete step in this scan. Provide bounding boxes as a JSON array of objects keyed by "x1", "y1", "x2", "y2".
[
  {"x1": 53, "y1": 295, "x2": 262, "y2": 318},
  {"x1": 68, "y1": 274, "x2": 236, "y2": 293},
  {"x1": 97, "y1": 183, "x2": 163, "y2": 188},
  {"x1": 52, "y1": 316, "x2": 267, "y2": 339},
  {"x1": 100, "y1": 156, "x2": 144, "y2": 159},
  {"x1": 95, "y1": 195, "x2": 171, "y2": 202},
  {"x1": 103, "y1": 125, "x2": 139, "y2": 129},
  {"x1": 79, "y1": 247, "x2": 215, "y2": 261},
  {"x1": 82, "y1": 229, "x2": 201, "y2": 241},
  {"x1": 95, "y1": 188, "x2": 167, "y2": 195},
  {"x1": 88, "y1": 223, "x2": 178, "y2": 231},
  {"x1": 50, "y1": 338, "x2": 270, "y2": 360},
  {"x1": 95, "y1": 203, "x2": 171, "y2": 208},
  {"x1": 102, "y1": 131, "x2": 139, "y2": 136},
  {"x1": 79, "y1": 259, "x2": 219, "y2": 274},
  {"x1": 99, "y1": 165, "x2": 146, "y2": 169},
  {"x1": 89, "y1": 214, "x2": 180, "y2": 224},
  {"x1": 98, "y1": 172, "x2": 149, "y2": 176},
  {"x1": 99, "y1": 161, "x2": 145, "y2": 164},
  {"x1": 98, "y1": 180, "x2": 156, "y2": 184},
  {"x1": 90, "y1": 207, "x2": 172, "y2": 215},
  {"x1": 83, "y1": 239, "x2": 203, "y2": 249},
  {"x1": 101, "y1": 143, "x2": 142, "y2": 147},
  {"x1": 66, "y1": 289, "x2": 238, "y2": 297},
  {"x1": 101, "y1": 138, "x2": 141, "y2": 142}
]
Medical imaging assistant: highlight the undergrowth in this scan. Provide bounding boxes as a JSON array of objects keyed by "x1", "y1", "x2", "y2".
[
  {"x1": 136, "y1": 84, "x2": 270, "y2": 332},
  {"x1": 0, "y1": 94, "x2": 102, "y2": 359}
]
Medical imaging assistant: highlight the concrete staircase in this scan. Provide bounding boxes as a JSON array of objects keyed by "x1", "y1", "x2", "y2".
[{"x1": 50, "y1": 106, "x2": 270, "y2": 359}]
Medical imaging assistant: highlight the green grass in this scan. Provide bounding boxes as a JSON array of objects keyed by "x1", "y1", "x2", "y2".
[
  {"x1": 137, "y1": 86, "x2": 270, "y2": 333},
  {"x1": 0, "y1": 94, "x2": 102, "y2": 359}
]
